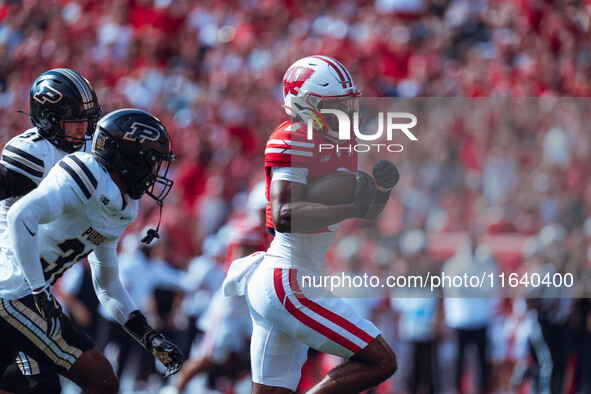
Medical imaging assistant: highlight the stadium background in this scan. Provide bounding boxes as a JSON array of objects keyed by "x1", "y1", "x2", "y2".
[{"x1": 1, "y1": 0, "x2": 591, "y2": 393}]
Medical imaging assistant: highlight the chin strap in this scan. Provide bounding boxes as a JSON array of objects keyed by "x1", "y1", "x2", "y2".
[{"x1": 141, "y1": 201, "x2": 163, "y2": 244}]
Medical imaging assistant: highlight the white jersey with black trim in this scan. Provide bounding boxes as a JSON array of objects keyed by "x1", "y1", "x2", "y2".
[
  {"x1": 0, "y1": 152, "x2": 138, "y2": 299},
  {"x1": 0, "y1": 128, "x2": 68, "y2": 234}
]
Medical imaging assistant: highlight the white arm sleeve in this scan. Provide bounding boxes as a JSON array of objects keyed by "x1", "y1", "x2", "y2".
[
  {"x1": 271, "y1": 167, "x2": 309, "y2": 185},
  {"x1": 7, "y1": 177, "x2": 82, "y2": 291},
  {"x1": 89, "y1": 245, "x2": 139, "y2": 325}
]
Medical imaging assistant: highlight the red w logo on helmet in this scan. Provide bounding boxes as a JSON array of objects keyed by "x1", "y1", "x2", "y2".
[{"x1": 283, "y1": 66, "x2": 315, "y2": 96}]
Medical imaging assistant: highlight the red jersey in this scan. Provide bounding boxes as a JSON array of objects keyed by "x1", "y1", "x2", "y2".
[{"x1": 264, "y1": 121, "x2": 358, "y2": 230}]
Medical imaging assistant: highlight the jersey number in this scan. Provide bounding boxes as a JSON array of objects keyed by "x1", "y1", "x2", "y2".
[
  {"x1": 18, "y1": 131, "x2": 42, "y2": 143},
  {"x1": 40, "y1": 238, "x2": 93, "y2": 285}
]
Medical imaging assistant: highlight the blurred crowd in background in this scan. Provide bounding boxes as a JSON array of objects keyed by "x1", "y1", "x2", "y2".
[{"x1": 1, "y1": 0, "x2": 591, "y2": 392}]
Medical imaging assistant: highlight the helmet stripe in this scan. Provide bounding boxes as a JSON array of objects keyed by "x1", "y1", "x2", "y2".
[
  {"x1": 326, "y1": 56, "x2": 350, "y2": 81},
  {"x1": 319, "y1": 55, "x2": 353, "y2": 88},
  {"x1": 310, "y1": 55, "x2": 348, "y2": 88},
  {"x1": 331, "y1": 58, "x2": 354, "y2": 88},
  {"x1": 53, "y1": 69, "x2": 92, "y2": 111}
]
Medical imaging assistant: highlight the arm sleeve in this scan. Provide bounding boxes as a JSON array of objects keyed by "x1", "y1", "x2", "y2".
[
  {"x1": 7, "y1": 177, "x2": 83, "y2": 291},
  {"x1": 0, "y1": 163, "x2": 37, "y2": 200},
  {"x1": 0, "y1": 138, "x2": 46, "y2": 185},
  {"x1": 89, "y1": 246, "x2": 139, "y2": 325}
]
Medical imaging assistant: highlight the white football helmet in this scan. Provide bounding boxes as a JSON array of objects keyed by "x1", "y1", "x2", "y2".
[{"x1": 283, "y1": 55, "x2": 360, "y2": 140}]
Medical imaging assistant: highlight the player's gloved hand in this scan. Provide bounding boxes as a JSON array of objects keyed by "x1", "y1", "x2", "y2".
[
  {"x1": 372, "y1": 160, "x2": 400, "y2": 192},
  {"x1": 150, "y1": 335, "x2": 184, "y2": 378},
  {"x1": 32, "y1": 284, "x2": 62, "y2": 338},
  {"x1": 352, "y1": 171, "x2": 377, "y2": 217},
  {"x1": 124, "y1": 310, "x2": 184, "y2": 378}
]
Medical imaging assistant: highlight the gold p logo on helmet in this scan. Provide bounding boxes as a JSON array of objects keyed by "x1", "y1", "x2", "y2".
[
  {"x1": 123, "y1": 122, "x2": 161, "y2": 143},
  {"x1": 33, "y1": 85, "x2": 63, "y2": 105}
]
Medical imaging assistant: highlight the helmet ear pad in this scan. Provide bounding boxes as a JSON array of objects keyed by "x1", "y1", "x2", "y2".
[{"x1": 37, "y1": 109, "x2": 54, "y2": 131}]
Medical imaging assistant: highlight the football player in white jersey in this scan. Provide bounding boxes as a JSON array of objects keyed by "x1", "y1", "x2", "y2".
[
  {"x1": 225, "y1": 56, "x2": 399, "y2": 393},
  {"x1": 0, "y1": 109, "x2": 183, "y2": 393},
  {"x1": 0, "y1": 68, "x2": 101, "y2": 393},
  {"x1": 0, "y1": 68, "x2": 101, "y2": 235}
]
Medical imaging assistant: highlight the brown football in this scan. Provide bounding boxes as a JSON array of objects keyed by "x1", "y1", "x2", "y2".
[{"x1": 305, "y1": 171, "x2": 356, "y2": 205}]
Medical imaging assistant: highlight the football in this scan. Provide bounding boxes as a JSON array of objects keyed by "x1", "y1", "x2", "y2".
[{"x1": 305, "y1": 171, "x2": 356, "y2": 205}]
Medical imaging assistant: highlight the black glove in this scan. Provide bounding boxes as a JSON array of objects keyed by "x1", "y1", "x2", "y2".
[
  {"x1": 124, "y1": 310, "x2": 184, "y2": 378},
  {"x1": 32, "y1": 284, "x2": 62, "y2": 338},
  {"x1": 352, "y1": 171, "x2": 377, "y2": 217},
  {"x1": 372, "y1": 160, "x2": 400, "y2": 192}
]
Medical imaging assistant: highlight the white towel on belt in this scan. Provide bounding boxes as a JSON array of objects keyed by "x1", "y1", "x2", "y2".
[{"x1": 222, "y1": 251, "x2": 266, "y2": 296}]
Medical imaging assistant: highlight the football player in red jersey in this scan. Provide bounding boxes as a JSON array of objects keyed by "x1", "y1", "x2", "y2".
[{"x1": 225, "y1": 56, "x2": 400, "y2": 393}]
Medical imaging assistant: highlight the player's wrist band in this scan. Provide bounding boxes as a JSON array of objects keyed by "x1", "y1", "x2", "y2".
[{"x1": 123, "y1": 310, "x2": 159, "y2": 349}]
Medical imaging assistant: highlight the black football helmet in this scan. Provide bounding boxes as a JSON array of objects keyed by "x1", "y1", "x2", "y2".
[
  {"x1": 30, "y1": 68, "x2": 102, "y2": 153},
  {"x1": 91, "y1": 109, "x2": 174, "y2": 203}
]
